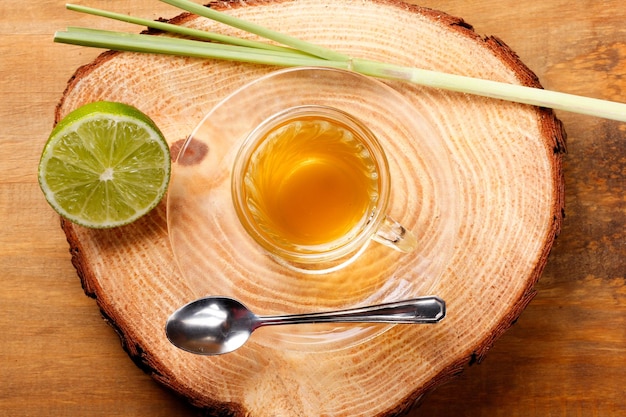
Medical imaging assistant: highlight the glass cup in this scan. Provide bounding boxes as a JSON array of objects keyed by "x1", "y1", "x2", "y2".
[{"x1": 232, "y1": 104, "x2": 417, "y2": 273}]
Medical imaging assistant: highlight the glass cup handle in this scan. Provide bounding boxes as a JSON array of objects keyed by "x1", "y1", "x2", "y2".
[{"x1": 373, "y1": 216, "x2": 417, "y2": 253}]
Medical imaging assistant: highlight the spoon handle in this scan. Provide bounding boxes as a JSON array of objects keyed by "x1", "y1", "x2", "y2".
[{"x1": 255, "y1": 296, "x2": 445, "y2": 328}]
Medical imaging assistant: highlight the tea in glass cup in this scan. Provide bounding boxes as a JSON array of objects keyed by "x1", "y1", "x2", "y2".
[{"x1": 232, "y1": 105, "x2": 416, "y2": 273}]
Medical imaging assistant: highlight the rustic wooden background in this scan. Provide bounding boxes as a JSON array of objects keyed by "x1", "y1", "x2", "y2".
[{"x1": 1, "y1": 0, "x2": 624, "y2": 416}]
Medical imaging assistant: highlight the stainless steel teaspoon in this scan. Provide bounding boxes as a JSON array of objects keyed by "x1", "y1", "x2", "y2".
[{"x1": 165, "y1": 296, "x2": 445, "y2": 355}]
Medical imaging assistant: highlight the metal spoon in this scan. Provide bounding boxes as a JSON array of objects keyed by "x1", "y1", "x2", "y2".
[{"x1": 165, "y1": 296, "x2": 446, "y2": 355}]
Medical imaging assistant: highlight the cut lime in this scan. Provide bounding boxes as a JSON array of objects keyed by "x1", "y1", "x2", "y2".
[{"x1": 38, "y1": 101, "x2": 171, "y2": 228}]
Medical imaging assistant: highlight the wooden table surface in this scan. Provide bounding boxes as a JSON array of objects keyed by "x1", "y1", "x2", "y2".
[{"x1": 1, "y1": 0, "x2": 624, "y2": 416}]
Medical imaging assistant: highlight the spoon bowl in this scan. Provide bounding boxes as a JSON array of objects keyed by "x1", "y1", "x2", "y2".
[{"x1": 166, "y1": 296, "x2": 445, "y2": 355}]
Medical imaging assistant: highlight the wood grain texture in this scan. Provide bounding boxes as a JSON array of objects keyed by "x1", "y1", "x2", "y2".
[
  {"x1": 54, "y1": 0, "x2": 565, "y2": 415},
  {"x1": 0, "y1": 0, "x2": 624, "y2": 416}
]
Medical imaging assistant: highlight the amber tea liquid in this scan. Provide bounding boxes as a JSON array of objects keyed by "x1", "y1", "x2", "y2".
[{"x1": 241, "y1": 113, "x2": 380, "y2": 248}]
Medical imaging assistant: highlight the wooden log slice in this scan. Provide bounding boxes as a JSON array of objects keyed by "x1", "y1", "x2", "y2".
[{"x1": 56, "y1": 0, "x2": 566, "y2": 415}]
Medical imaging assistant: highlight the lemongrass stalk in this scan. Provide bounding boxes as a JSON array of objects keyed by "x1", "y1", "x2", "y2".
[
  {"x1": 65, "y1": 3, "x2": 301, "y2": 54},
  {"x1": 64, "y1": 27, "x2": 304, "y2": 58},
  {"x1": 55, "y1": 28, "x2": 347, "y2": 68},
  {"x1": 352, "y1": 58, "x2": 626, "y2": 122},
  {"x1": 158, "y1": 0, "x2": 626, "y2": 122},
  {"x1": 158, "y1": 0, "x2": 349, "y2": 62},
  {"x1": 58, "y1": 3, "x2": 626, "y2": 123}
]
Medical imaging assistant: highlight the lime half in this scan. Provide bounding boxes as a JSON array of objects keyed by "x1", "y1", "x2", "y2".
[{"x1": 38, "y1": 101, "x2": 171, "y2": 228}]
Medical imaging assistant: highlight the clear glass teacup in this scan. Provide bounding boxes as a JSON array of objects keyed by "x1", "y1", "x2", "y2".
[{"x1": 232, "y1": 104, "x2": 417, "y2": 274}]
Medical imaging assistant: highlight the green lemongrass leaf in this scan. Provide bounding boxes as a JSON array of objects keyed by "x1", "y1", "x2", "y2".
[
  {"x1": 65, "y1": 3, "x2": 302, "y2": 54},
  {"x1": 58, "y1": 2, "x2": 626, "y2": 122},
  {"x1": 55, "y1": 27, "x2": 347, "y2": 68},
  {"x1": 158, "y1": 0, "x2": 349, "y2": 62},
  {"x1": 156, "y1": 0, "x2": 626, "y2": 122}
]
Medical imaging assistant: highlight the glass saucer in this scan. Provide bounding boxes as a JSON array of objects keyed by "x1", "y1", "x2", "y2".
[{"x1": 167, "y1": 67, "x2": 458, "y2": 353}]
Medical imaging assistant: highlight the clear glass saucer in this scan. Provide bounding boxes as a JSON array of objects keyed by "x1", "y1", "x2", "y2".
[{"x1": 167, "y1": 67, "x2": 458, "y2": 353}]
